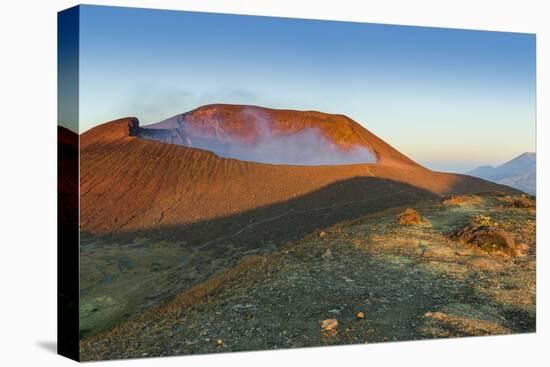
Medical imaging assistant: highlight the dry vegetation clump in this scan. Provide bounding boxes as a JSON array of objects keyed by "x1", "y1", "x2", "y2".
[
  {"x1": 465, "y1": 257, "x2": 507, "y2": 272},
  {"x1": 442, "y1": 195, "x2": 483, "y2": 207},
  {"x1": 422, "y1": 311, "x2": 511, "y2": 336}
]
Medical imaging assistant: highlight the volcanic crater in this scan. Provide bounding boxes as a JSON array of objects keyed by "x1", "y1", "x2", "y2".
[
  {"x1": 137, "y1": 104, "x2": 399, "y2": 166},
  {"x1": 76, "y1": 104, "x2": 523, "y2": 342}
]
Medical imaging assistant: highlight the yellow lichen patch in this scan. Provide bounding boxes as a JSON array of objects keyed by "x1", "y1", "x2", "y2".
[{"x1": 470, "y1": 214, "x2": 497, "y2": 227}]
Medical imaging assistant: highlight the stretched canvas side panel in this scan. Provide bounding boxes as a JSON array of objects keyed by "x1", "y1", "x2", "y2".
[{"x1": 57, "y1": 5, "x2": 80, "y2": 362}]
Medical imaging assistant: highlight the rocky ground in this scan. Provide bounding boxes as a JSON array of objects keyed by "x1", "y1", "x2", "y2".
[{"x1": 80, "y1": 192, "x2": 535, "y2": 361}]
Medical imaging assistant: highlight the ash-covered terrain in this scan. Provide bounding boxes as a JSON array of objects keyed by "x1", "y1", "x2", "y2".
[{"x1": 74, "y1": 104, "x2": 534, "y2": 360}]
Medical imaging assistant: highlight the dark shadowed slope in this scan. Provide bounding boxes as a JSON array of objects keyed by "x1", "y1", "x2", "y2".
[
  {"x1": 58, "y1": 126, "x2": 80, "y2": 358},
  {"x1": 80, "y1": 113, "x2": 517, "y2": 235},
  {"x1": 58, "y1": 126, "x2": 78, "y2": 196},
  {"x1": 58, "y1": 126, "x2": 78, "y2": 226}
]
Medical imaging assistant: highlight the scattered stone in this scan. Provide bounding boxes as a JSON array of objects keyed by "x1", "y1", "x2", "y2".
[
  {"x1": 215, "y1": 338, "x2": 224, "y2": 347},
  {"x1": 397, "y1": 208, "x2": 423, "y2": 225},
  {"x1": 321, "y1": 319, "x2": 339, "y2": 333},
  {"x1": 328, "y1": 309, "x2": 341, "y2": 315},
  {"x1": 356, "y1": 311, "x2": 365, "y2": 319},
  {"x1": 321, "y1": 248, "x2": 333, "y2": 261}
]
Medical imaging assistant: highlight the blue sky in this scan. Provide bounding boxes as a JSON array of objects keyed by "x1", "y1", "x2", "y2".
[{"x1": 69, "y1": 5, "x2": 535, "y2": 172}]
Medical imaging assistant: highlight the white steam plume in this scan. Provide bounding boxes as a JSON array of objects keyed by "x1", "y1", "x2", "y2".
[{"x1": 141, "y1": 108, "x2": 377, "y2": 166}]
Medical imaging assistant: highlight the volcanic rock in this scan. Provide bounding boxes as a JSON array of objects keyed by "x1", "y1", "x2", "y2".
[
  {"x1": 321, "y1": 249, "x2": 333, "y2": 261},
  {"x1": 321, "y1": 319, "x2": 339, "y2": 332},
  {"x1": 398, "y1": 208, "x2": 423, "y2": 225},
  {"x1": 451, "y1": 224, "x2": 518, "y2": 257},
  {"x1": 511, "y1": 196, "x2": 536, "y2": 209}
]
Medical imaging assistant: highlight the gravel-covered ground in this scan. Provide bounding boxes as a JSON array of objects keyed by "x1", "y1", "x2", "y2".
[{"x1": 80, "y1": 193, "x2": 535, "y2": 361}]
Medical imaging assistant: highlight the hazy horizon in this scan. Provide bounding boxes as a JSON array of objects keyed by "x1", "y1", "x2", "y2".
[{"x1": 60, "y1": 5, "x2": 536, "y2": 173}]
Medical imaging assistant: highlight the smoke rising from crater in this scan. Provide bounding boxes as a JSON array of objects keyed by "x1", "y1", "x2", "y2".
[{"x1": 141, "y1": 109, "x2": 378, "y2": 166}]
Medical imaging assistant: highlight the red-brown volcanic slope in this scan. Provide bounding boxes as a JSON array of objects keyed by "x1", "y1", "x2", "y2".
[
  {"x1": 80, "y1": 107, "x2": 515, "y2": 235},
  {"x1": 145, "y1": 104, "x2": 419, "y2": 167}
]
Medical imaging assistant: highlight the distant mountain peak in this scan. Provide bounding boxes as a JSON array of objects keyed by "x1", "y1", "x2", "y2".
[{"x1": 467, "y1": 152, "x2": 536, "y2": 195}]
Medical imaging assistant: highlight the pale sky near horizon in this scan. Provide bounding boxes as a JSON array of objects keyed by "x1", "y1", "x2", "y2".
[{"x1": 60, "y1": 5, "x2": 536, "y2": 173}]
